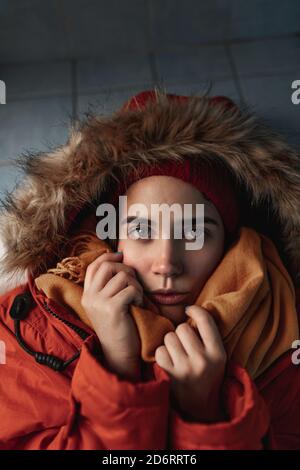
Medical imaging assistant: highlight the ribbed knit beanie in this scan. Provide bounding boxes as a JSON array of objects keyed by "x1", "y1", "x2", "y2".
[{"x1": 110, "y1": 90, "x2": 240, "y2": 242}]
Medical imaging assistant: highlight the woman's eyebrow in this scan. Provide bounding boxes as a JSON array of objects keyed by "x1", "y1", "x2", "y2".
[
  {"x1": 121, "y1": 215, "x2": 219, "y2": 226},
  {"x1": 188, "y1": 216, "x2": 220, "y2": 227},
  {"x1": 121, "y1": 216, "x2": 155, "y2": 225}
]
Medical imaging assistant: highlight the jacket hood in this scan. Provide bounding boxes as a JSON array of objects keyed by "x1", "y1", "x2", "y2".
[{"x1": 1, "y1": 87, "x2": 300, "y2": 294}]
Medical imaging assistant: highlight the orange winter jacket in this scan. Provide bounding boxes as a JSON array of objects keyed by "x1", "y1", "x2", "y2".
[
  {"x1": 0, "y1": 272, "x2": 300, "y2": 450},
  {"x1": 1, "y1": 89, "x2": 300, "y2": 449}
]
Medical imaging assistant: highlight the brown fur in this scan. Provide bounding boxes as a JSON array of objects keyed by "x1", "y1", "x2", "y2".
[{"x1": 1, "y1": 86, "x2": 300, "y2": 290}]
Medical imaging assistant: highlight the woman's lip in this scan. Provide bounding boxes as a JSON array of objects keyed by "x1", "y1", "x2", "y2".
[{"x1": 148, "y1": 293, "x2": 189, "y2": 305}]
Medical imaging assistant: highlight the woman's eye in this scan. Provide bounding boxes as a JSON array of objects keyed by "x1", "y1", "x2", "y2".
[
  {"x1": 127, "y1": 224, "x2": 210, "y2": 241},
  {"x1": 184, "y1": 226, "x2": 207, "y2": 240},
  {"x1": 128, "y1": 224, "x2": 151, "y2": 240}
]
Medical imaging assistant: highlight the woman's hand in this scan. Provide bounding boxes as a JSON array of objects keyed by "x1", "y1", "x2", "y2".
[
  {"x1": 81, "y1": 251, "x2": 144, "y2": 381},
  {"x1": 155, "y1": 305, "x2": 227, "y2": 423}
]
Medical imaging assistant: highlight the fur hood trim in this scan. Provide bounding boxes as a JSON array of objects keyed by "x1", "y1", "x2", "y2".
[{"x1": 1, "y1": 87, "x2": 300, "y2": 293}]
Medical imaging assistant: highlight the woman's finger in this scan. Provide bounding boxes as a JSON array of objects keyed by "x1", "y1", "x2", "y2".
[
  {"x1": 185, "y1": 306, "x2": 226, "y2": 360},
  {"x1": 102, "y1": 270, "x2": 143, "y2": 299},
  {"x1": 113, "y1": 283, "x2": 143, "y2": 309},
  {"x1": 87, "y1": 260, "x2": 136, "y2": 294},
  {"x1": 84, "y1": 252, "x2": 124, "y2": 287},
  {"x1": 174, "y1": 322, "x2": 205, "y2": 358},
  {"x1": 163, "y1": 331, "x2": 188, "y2": 367},
  {"x1": 155, "y1": 344, "x2": 174, "y2": 370}
]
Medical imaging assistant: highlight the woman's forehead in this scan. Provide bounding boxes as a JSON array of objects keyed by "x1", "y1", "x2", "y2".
[
  {"x1": 119, "y1": 193, "x2": 219, "y2": 223},
  {"x1": 124, "y1": 175, "x2": 210, "y2": 204}
]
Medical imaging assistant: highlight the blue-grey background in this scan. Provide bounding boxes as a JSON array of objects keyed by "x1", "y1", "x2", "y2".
[{"x1": 0, "y1": 0, "x2": 299, "y2": 195}]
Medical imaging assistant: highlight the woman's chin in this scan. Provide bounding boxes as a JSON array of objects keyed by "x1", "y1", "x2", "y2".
[{"x1": 158, "y1": 304, "x2": 187, "y2": 326}]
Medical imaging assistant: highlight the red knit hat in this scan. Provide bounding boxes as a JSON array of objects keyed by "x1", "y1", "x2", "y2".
[
  {"x1": 110, "y1": 90, "x2": 240, "y2": 239},
  {"x1": 111, "y1": 158, "x2": 239, "y2": 237},
  {"x1": 67, "y1": 90, "x2": 240, "y2": 242}
]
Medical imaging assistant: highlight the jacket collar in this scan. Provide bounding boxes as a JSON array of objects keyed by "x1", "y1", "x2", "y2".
[{"x1": 27, "y1": 270, "x2": 94, "y2": 349}]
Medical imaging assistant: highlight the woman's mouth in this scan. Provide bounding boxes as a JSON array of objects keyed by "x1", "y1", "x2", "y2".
[{"x1": 148, "y1": 292, "x2": 189, "y2": 305}]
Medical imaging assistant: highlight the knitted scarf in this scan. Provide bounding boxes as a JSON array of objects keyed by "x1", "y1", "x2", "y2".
[{"x1": 34, "y1": 227, "x2": 299, "y2": 380}]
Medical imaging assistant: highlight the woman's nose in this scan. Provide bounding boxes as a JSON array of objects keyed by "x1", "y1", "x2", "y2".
[{"x1": 151, "y1": 239, "x2": 183, "y2": 278}]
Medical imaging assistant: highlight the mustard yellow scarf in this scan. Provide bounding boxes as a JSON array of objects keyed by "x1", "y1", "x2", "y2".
[{"x1": 34, "y1": 226, "x2": 299, "y2": 379}]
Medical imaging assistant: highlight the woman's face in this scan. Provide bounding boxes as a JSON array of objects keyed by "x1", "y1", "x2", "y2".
[{"x1": 117, "y1": 175, "x2": 225, "y2": 325}]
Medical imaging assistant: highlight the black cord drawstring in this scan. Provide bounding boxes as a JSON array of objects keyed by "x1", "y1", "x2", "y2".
[{"x1": 10, "y1": 293, "x2": 81, "y2": 372}]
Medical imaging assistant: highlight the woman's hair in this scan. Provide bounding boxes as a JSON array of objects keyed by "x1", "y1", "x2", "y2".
[{"x1": 106, "y1": 203, "x2": 119, "y2": 252}]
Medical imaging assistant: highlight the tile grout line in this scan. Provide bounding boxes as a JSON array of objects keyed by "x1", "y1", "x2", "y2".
[
  {"x1": 0, "y1": 34, "x2": 300, "y2": 67},
  {"x1": 224, "y1": 41, "x2": 246, "y2": 105},
  {"x1": 59, "y1": 0, "x2": 78, "y2": 122},
  {"x1": 145, "y1": 0, "x2": 160, "y2": 87},
  {"x1": 0, "y1": 160, "x2": 16, "y2": 167},
  {"x1": 71, "y1": 59, "x2": 78, "y2": 121},
  {"x1": 3, "y1": 67, "x2": 300, "y2": 104},
  {"x1": 1, "y1": 33, "x2": 299, "y2": 68}
]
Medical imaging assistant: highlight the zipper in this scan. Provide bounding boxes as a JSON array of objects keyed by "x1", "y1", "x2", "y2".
[{"x1": 42, "y1": 300, "x2": 90, "y2": 341}]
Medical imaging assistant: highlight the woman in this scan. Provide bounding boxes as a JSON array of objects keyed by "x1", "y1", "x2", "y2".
[{"x1": 0, "y1": 88, "x2": 299, "y2": 449}]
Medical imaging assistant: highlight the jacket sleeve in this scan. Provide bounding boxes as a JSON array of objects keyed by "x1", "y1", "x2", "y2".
[
  {"x1": 1, "y1": 334, "x2": 171, "y2": 450},
  {"x1": 257, "y1": 354, "x2": 300, "y2": 450},
  {"x1": 168, "y1": 361, "x2": 271, "y2": 450}
]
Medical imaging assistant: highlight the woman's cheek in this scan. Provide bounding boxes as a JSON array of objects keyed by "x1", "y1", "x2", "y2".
[
  {"x1": 118, "y1": 242, "x2": 143, "y2": 269},
  {"x1": 202, "y1": 246, "x2": 223, "y2": 277},
  {"x1": 189, "y1": 248, "x2": 218, "y2": 280}
]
